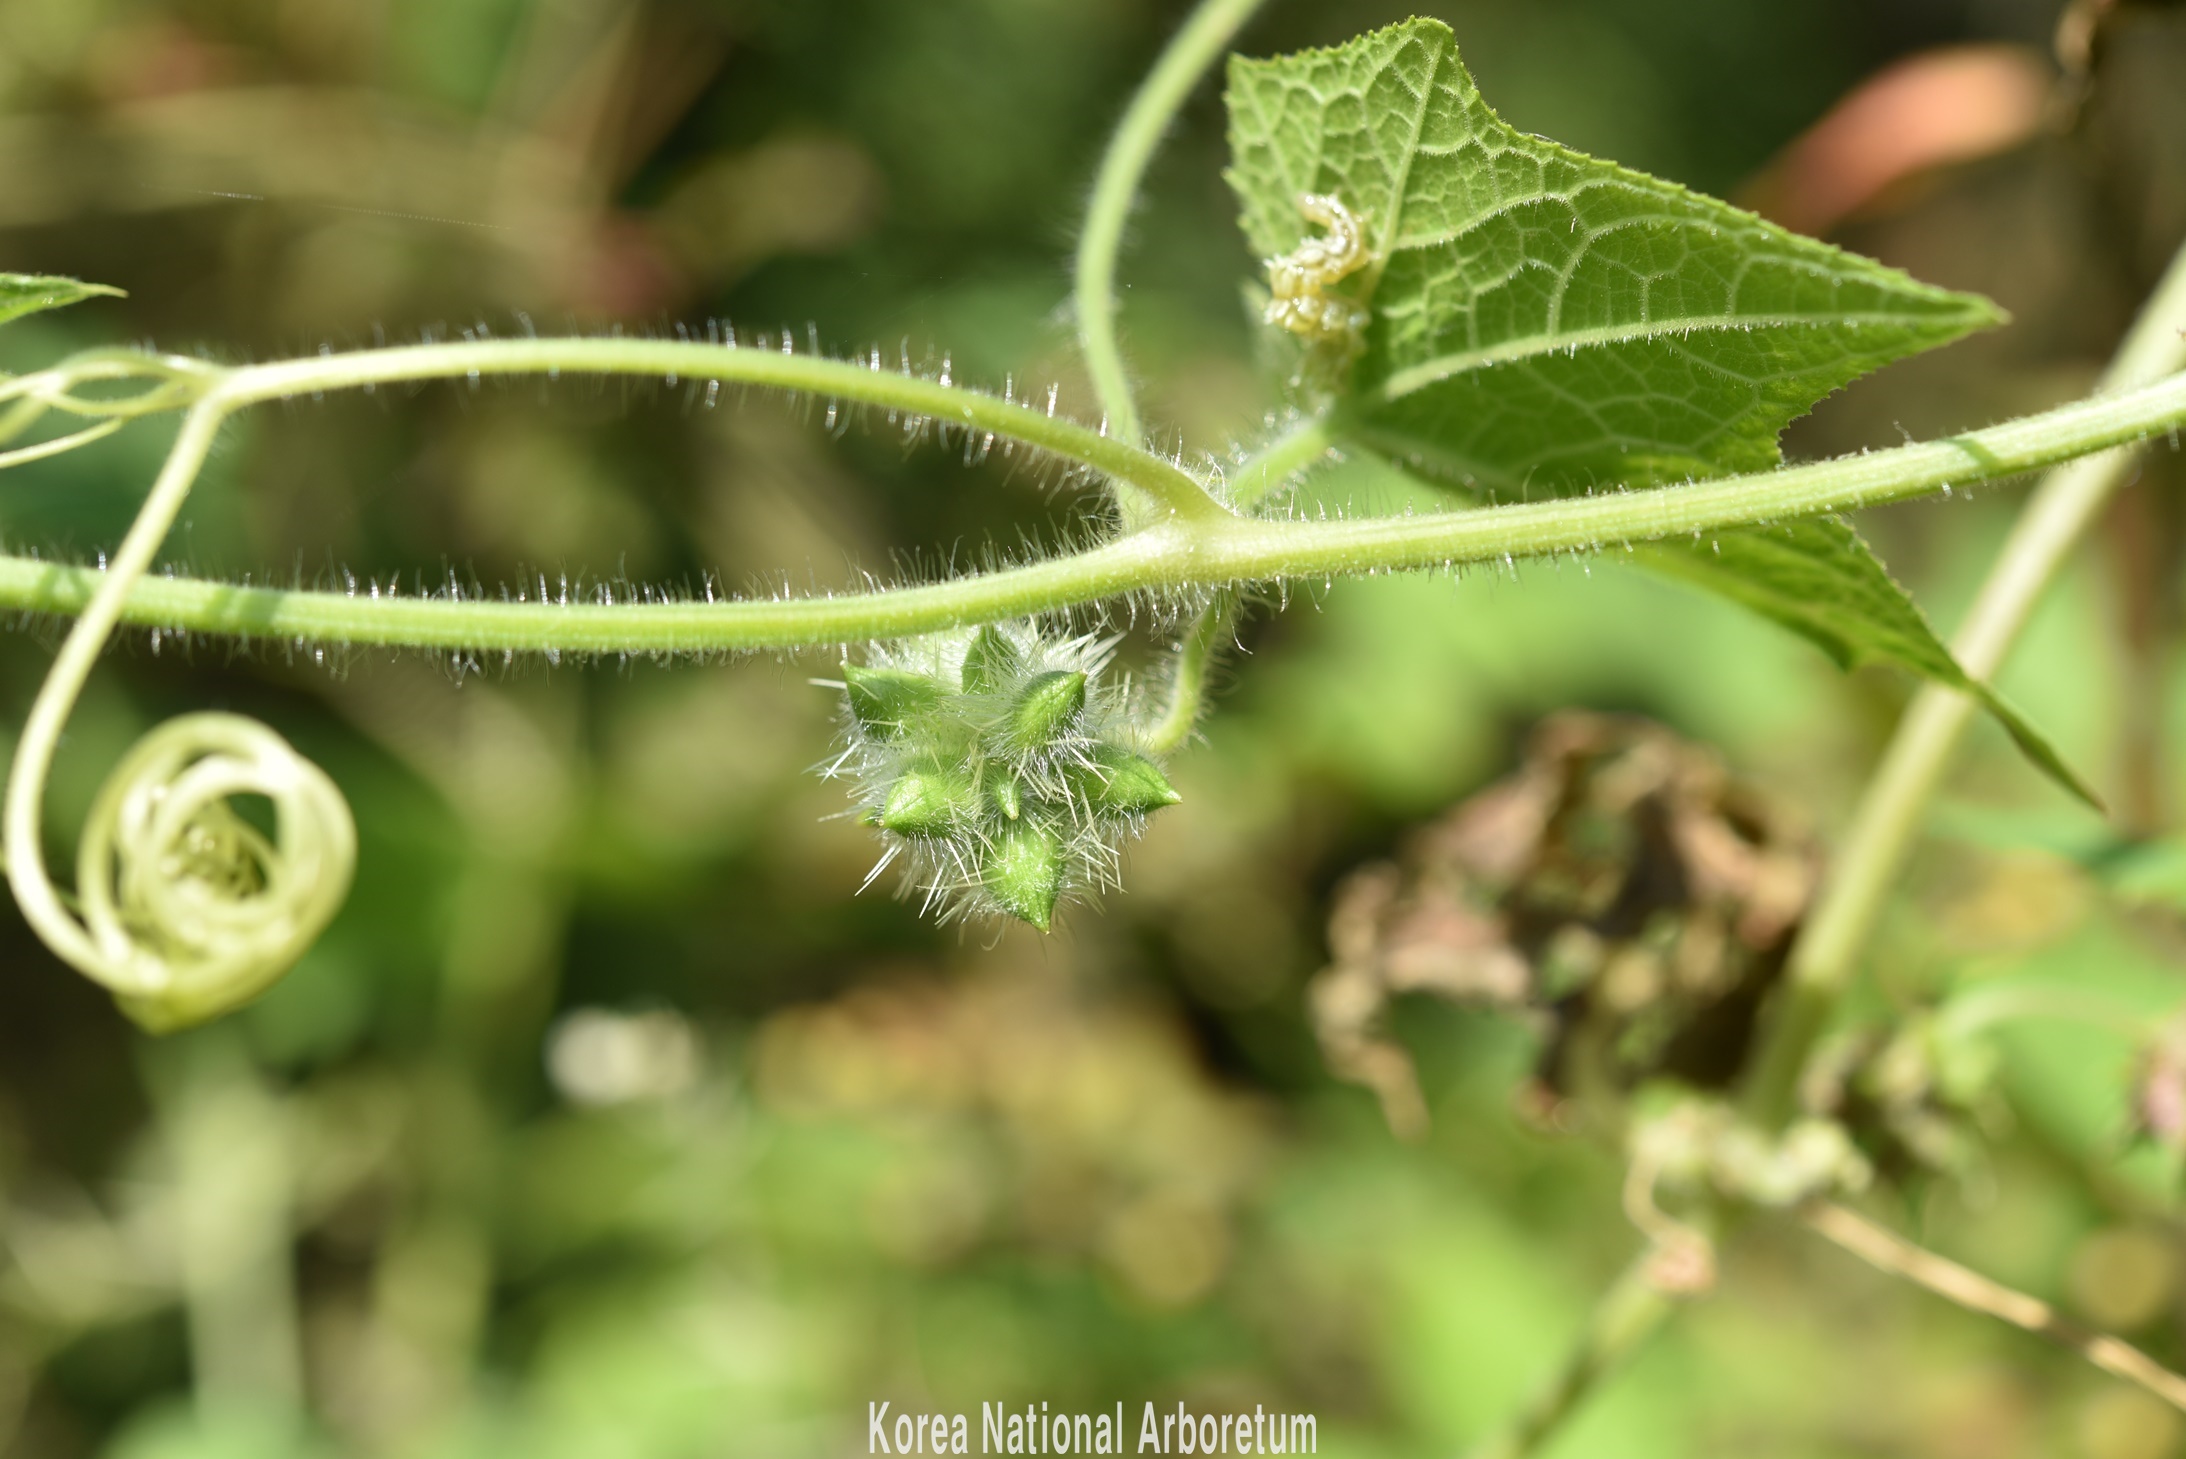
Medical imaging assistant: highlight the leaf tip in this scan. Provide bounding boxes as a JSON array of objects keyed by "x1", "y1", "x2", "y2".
[{"x1": 0, "y1": 274, "x2": 128, "y2": 331}]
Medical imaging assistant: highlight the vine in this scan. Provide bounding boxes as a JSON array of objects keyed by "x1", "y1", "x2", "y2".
[
  {"x1": 6, "y1": 5, "x2": 2186, "y2": 1452},
  {"x1": 1, "y1": 342, "x2": 2181, "y2": 656}
]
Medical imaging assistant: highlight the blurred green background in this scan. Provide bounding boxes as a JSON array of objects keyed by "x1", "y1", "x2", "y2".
[{"x1": 3, "y1": 0, "x2": 2186, "y2": 1455}]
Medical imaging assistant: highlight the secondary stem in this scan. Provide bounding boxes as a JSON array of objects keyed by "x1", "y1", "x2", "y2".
[
  {"x1": 1228, "y1": 412, "x2": 1337, "y2": 510},
  {"x1": 1144, "y1": 591, "x2": 1238, "y2": 755},
  {"x1": 1073, "y1": 0, "x2": 1267, "y2": 454},
  {"x1": 1140, "y1": 414, "x2": 1338, "y2": 755},
  {"x1": 1742, "y1": 238, "x2": 2186, "y2": 1127},
  {"x1": 6, "y1": 361, "x2": 2185, "y2": 654},
  {"x1": 209, "y1": 337, "x2": 1230, "y2": 526},
  {"x1": 0, "y1": 417, "x2": 122, "y2": 469},
  {"x1": 1465, "y1": 1253, "x2": 1679, "y2": 1459}
]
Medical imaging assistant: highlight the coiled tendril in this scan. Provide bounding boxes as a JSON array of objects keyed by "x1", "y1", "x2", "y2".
[
  {"x1": 73, "y1": 714, "x2": 355, "y2": 1032},
  {"x1": 3, "y1": 396, "x2": 358, "y2": 1031}
]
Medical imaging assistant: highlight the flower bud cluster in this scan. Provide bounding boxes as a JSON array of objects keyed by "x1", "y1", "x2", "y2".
[
  {"x1": 829, "y1": 623, "x2": 1180, "y2": 930},
  {"x1": 1263, "y1": 193, "x2": 1371, "y2": 347}
]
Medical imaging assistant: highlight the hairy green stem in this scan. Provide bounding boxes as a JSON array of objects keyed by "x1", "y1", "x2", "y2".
[
  {"x1": 0, "y1": 417, "x2": 122, "y2": 469},
  {"x1": 1228, "y1": 413, "x2": 1337, "y2": 509},
  {"x1": 1141, "y1": 414, "x2": 1336, "y2": 757},
  {"x1": 1743, "y1": 240, "x2": 2186, "y2": 1127},
  {"x1": 0, "y1": 349, "x2": 220, "y2": 424},
  {"x1": 1144, "y1": 590, "x2": 1238, "y2": 755},
  {"x1": 222, "y1": 337, "x2": 1230, "y2": 524},
  {"x1": 1073, "y1": 0, "x2": 1266, "y2": 456},
  {"x1": 3, "y1": 336, "x2": 1232, "y2": 527},
  {"x1": 4, "y1": 356, "x2": 2184, "y2": 654},
  {"x1": 0, "y1": 397, "x2": 47, "y2": 446}
]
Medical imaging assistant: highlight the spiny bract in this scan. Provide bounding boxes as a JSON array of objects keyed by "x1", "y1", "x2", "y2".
[{"x1": 827, "y1": 623, "x2": 1181, "y2": 930}]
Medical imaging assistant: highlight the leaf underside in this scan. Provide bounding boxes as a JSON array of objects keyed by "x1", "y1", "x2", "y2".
[
  {"x1": 0, "y1": 274, "x2": 122, "y2": 332},
  {"x1": 1642, "y1": 520, "x2": 2097, "y2": 807},
  {"x1": 1225, "y1": 19, "x2": 2092, "y2": 806}
]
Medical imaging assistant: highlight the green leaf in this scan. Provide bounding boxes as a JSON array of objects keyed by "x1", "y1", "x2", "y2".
[
  {"x1": 0, "y1": 274, "x2": 123, "y2": 331},
  {"x1": 1224, "y1": 18, "x2": 2001, "y2": 493},
  {"x1": 1640, "y1": 520, "x2": 2100, "y2": 808},
  {"x1": 1225, "y1": 20, "x2": 2093, "y2": 804}
]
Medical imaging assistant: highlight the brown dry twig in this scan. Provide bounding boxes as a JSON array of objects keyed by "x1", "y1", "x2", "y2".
[{"x1": 1805, "y1": 1201, "x2": 2186, "y2": 1412}]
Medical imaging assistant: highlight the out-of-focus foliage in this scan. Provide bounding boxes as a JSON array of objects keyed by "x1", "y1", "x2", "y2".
[{"x1": 3, "y1": 2, "x2": 2186, "y2": 1457}]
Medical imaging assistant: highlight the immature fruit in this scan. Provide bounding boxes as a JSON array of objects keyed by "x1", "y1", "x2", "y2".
[
  {"x1": 843, "y1": 665, "x2": 946, "y2": 738},
  {"x1": 1073, "y1": 744, "x2": 1181, "y2": 815},
  {"x1": 959, "y1": 624, "x2": 1022, "y2": 694},
  {"x1": 878, "y1": 763, "x2": 973, "y2": 837},
  {"x1": 999, "y1": 670, "x2": 1087, "y2": 752},
  {"x1": 829, "y1": 622, "x2": 1183, "y2": 930},
  {"x1": 984, "y1": 821, "x2": 1066, "y2": 931}
]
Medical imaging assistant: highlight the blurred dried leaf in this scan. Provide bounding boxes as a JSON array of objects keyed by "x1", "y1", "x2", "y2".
[
  {"x1": 2130, "y1": 1013, "x2": 2186, "y2": 1153},
  {"x1": 85, "y1": 14, "x2": 251, "y2": 103},
  {"x1": 1311, "y1": 712, "x2": 1817, "y2": 1139},
  {"x1": 1786, "y1": 0, "x2": 2186, "y2": 456}
]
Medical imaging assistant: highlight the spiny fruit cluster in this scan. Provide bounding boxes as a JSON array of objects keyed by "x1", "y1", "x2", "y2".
[{"x1": 830, "y1": 623, "x2": 1181, "y2": 930}]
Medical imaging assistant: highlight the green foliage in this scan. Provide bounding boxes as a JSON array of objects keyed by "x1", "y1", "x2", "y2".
[
  {"x1": 1226, "y1": 19, "x2": 1999, "y2": 486},
  {"x1": 1224, "y1": 18, "x2": 2087, "y2": 800}
]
